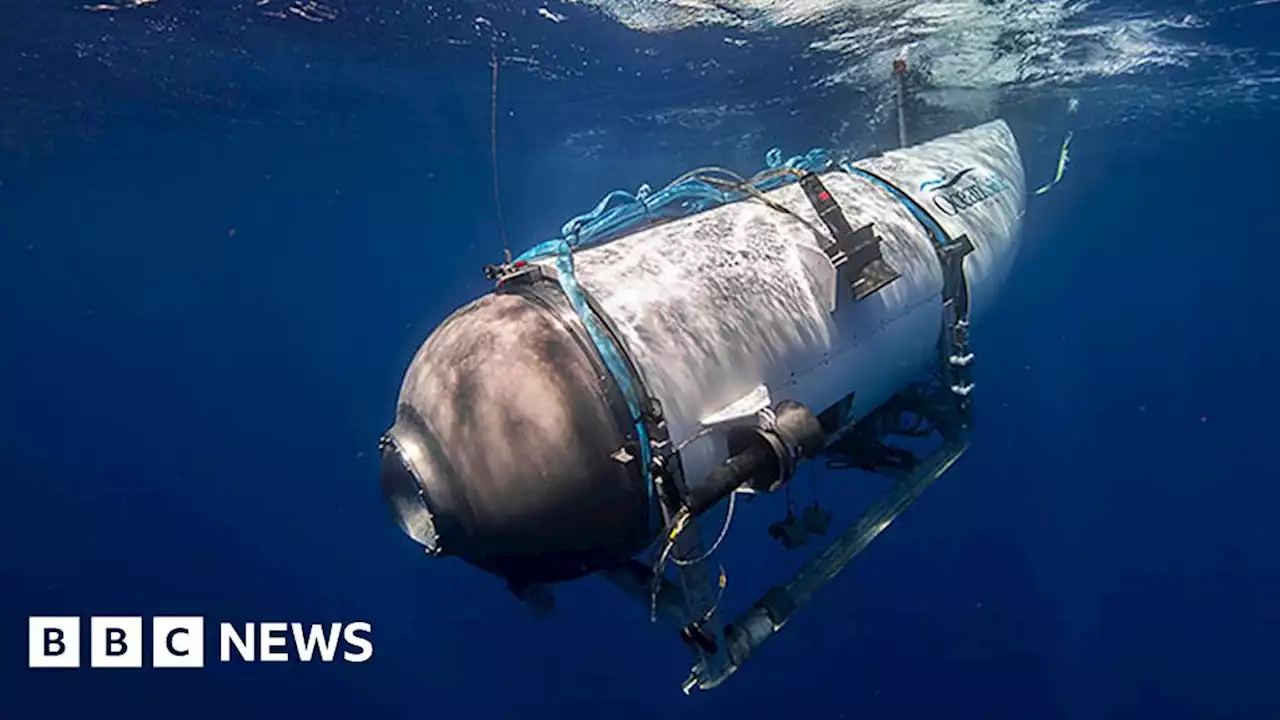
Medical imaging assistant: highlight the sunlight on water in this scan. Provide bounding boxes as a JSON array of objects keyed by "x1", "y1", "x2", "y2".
[
  {"x1": 5, "y1": 0, "x2": 1273, "y2": 158},
  {"x1": 575, "y1": 0, "x2": 1276, "y2": 123}
]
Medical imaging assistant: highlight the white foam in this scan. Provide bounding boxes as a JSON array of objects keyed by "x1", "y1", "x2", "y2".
[{"x1": 571, "y1": 0, "x2": 1273, "y2": 121}]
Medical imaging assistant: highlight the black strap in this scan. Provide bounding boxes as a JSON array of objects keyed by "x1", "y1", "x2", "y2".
[
  {"x1": 838, "y1": 164, "x2": 976, "y2": 422},
  {"x1": 797, "y1": 172, "x2": 900, "y2": 301}
]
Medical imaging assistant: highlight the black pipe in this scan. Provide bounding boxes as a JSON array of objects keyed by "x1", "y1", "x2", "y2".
[{"x1": 684, "y1": 440, "x2": 779, "y2": 518}]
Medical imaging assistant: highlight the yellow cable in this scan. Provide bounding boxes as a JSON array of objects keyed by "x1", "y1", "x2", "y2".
[{"x1": 1034, "y1": 130, "x2": 1073, "y2": 196}]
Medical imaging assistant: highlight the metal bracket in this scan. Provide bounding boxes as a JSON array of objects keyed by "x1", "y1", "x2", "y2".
[{"x1": 797, "y1": 172, "x2": 901, "y2": 308}]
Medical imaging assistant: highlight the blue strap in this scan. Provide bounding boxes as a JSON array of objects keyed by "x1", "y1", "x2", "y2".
[
  {"x1": 841, "y1": 162, "x2": 951, "y2": 248},
  {"x1": 509, "y1": 150, "x2": 849, "y2": 515},
  {"x1": 517, "y1": 148, "x2": 833, "y2": 263},
  {"x1": 542, "y1": 239, "x2": 656, "y2": 511}
]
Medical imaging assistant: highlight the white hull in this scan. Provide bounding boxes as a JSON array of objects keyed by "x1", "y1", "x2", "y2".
[{"x1": 545, "y1": 121, "x2": 1026, "y2": 485}]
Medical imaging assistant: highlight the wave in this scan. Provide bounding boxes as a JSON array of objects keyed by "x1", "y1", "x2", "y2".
[{"x1": 571, "y1": 0, "x2": 1276, "y2": 124}]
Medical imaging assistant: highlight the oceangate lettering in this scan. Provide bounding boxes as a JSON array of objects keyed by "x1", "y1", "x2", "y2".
[{"x1": 932, "y1": 173, "x2": 1008, "y2": 215}]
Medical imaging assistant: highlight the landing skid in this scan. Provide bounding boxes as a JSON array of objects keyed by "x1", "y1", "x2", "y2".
[
  {"x1": 687, "y1": 380, "x2": 969, "y2": 692},
  {"x1": 602, "y1": 379, "x2": 971, "y2": 693}
]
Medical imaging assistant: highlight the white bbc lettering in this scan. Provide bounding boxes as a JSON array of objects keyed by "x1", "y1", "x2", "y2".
[
  {"x1": 292, "y1": 623, "x2": 342, "y2": 662},
  {"x1": 90, "y1": 617, "x2": 142, "y2": 668},
  {"x1": 219, "y1": 622, "x2": 374, "y2": 662},
  {"x1": 260, "y1": 623, "x2": 289, "y2": 661},
  {"x1": 152, "y1": 616, "x2": 204, "y2": 668},
  {"x1": 220, "y1": 622, "x2": 255, "y2": 662},
  {"x1": 343, "y1": 622, "x2": 373, "y2": 663},
  {"x1": 28, "y1": 617, "x2": 80, "y2": 668},
  {"x1": 29, "y1": 616, "x2": 373, "y2": 667}
]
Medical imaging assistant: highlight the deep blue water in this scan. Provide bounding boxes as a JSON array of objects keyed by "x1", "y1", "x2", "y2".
[{"x1": 3, "y1": 1, "x2": 1278, "y2": 718}]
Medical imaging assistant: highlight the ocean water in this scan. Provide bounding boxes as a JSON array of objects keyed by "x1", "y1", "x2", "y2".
[{"x1": 2, "y1": 0, "x2": 1278, "y2": 717}]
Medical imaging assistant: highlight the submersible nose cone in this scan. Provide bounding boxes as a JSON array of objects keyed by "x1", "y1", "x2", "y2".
[{"x1": 378, "y1": 287, "x2": 653, "y2": 585}]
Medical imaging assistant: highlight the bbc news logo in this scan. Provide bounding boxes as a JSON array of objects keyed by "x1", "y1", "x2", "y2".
[{"x1": 28, "y1": 617, "x2": 373, "y2": 668}]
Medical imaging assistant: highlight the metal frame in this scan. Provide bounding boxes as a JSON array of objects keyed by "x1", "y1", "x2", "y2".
[{"x1": 601, "y1": 148, "x2": 983, "y2": 693}]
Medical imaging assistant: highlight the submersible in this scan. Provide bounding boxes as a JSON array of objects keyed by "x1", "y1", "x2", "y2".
[{"x1": 379, "y1": 118, "x2": 1026, "y2": 691}]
